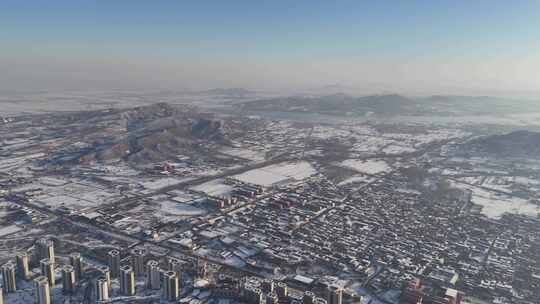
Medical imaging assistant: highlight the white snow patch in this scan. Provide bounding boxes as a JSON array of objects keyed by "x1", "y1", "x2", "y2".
[
  {"x1": 338, "y1": 175, "x2": 375, "y2": 186},
  {"x1": 382, "y1": 145, "x2": 416, "y2": 154},
  {"x1": 453, "y1": 182, "x2": 539, "y2": 218},
  {"x1": 159, "y1": 200, "x2": 206, "y2": 216},
  {"x1": 139, "y1": 177, "x2": 194, "y2": 190},
  {"x1": 233, "y1": 161, "x2": 317, "y2": 187},
  {"x1": 219, "y1": 147, "x2": 266, "y2": 161},
  {"x1": 339, "y1": 159, "x2": 391, "y2": 175},
  {"x1": 190, "y1": 179, "x2": 235, "y2": 196}
]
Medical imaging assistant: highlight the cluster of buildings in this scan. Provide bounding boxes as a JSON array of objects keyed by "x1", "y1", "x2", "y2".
[
  {"x1": 2, "y1": 104, "x2": 540, "y2": 304},
  {"x1": 1, "y1": 239, "x2": 83, "y2": 303},
  {"x1": 241, "y1": 276, "x2": 347, "y2": 304},
  {"x1": 1, "y1": 239, "x2": 186, "y2": 303},
  {"x1": 401, "y1": 279, "x2": 463, "y2": 304},
  {"x1": 105, "y1": 247, "x2": 183, "y2": 301},
  {"x1": 154, "y1": 168, "x2": 540, "y2": 304},
  {"x1": 1, "y1": 234, "x2": 361, "y2": 304},
  {"x1": 206, "y1": 181, "x2": 264, "y2": 210}
]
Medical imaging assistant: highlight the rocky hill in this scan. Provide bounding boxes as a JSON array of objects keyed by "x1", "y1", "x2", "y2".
[{"x1": 47, "y1": 103, "x2": 233, "y2": 165}]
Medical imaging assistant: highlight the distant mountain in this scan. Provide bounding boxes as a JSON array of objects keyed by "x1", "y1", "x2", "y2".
[
  {"x1": 462, "y1": 130, "x2": 540, "y2": 158},
  {"x1": 238, "y1": 93, "x2": 417, "y2": 116},
  {"x1": 421, "y1": 95, "x2": 540, "y2": 114},
  {"x1": 238, "y1": 93, "x2": 540, "y2": 116},
  {"x1": 356, "y1": 94, "x2": 416, "y2": 114},
  {"x1": 200, "y1": 88, "x2": 255, "y2": 97}
]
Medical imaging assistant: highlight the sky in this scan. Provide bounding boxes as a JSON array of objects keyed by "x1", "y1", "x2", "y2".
[{"x1": 1, "y1": 0, "x2": 540, "y2": 96}]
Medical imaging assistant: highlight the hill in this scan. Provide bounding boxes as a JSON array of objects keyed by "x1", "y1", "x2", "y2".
[
  {"x1": 238, "y1": 94, "x2": 540, "y2": 116},
  {"x1": 238, "y1": 94, "x2": 417, "y2": 115},
  {"x1": 462, "y1": 130, "x2": 540, "y2": 158},
  {"x1": 199, "y1": 88, "x2": 256, "y2": 97},
  {"x1": 47, "y1": 103, "x2": 234, "y2": 165}
]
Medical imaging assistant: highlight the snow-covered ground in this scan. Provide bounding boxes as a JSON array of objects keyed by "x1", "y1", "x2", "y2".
[
  {"x1": 12, "y1": 179, "x2": 122, "y2": 212},
  {"x1": 351, "y1": 136, "x2": 395, "y2": 154},
  {"x1": 138, "y1": 177, "x2": 194, "y2": 190},
  {"x1": 453, "y1": 182, "x2": 539, "y2": 218},
  {"x1": 219, "y1": 147, "x2": 266, "y2": 161},
  {"x1": 38, "y1": 177, "x2": 69, "y2": 186},
  {"x1": 456, "y1": 175, "x2": 540, "y2": 194},
  {"x1": 311, "y1": 125, "x2": 352, "y2": 139},
  {"x1": 233, "y1": 169, "x2": 286, "y2": 187},
  {"x1": 338, "y1": 159, "x2": 391, "y2": 175},
  {"x1": 233, "y1": 161, "x2": 317, "y2": 187},
  {"x1": 168, "y1": 191, "x2": 201, "y2": 203},
  {"x1": 382, "y1": 144, "x2": 416, "y2": 155},
  {"x1": 338, "y1": 175, "x2": 376, "y2": 186},
  {"x1": 190, "y1": 179, "x2": 235, "y2": 196},
  {"x1": 159, "y1": 200, "x2": 206, "y2": 216},
  {"x1": 481, "y1": 176, "x2": 514, "y2": 193}
]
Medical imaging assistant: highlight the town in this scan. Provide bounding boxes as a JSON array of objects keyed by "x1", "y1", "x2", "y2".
[{"x1": 1, "y1": 102, "x2": 539, "y2": 304}]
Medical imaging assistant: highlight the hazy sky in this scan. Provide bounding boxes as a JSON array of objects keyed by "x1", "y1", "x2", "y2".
[{"x1": 1, "y1": 0, "x2": 540, "y2": 96}]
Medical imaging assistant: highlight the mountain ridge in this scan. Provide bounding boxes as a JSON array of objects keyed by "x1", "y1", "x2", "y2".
[
  {"x1": 237, "y1": 93, "x2": 540, "y2": 116},
  {"x1": 461, "y1": 130, "x2": 540, "y2": 158}
]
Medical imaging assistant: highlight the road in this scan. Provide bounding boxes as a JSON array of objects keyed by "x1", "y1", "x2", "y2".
[
  {"x1": 2, "y1": 132, "x2": 459, "y2": 301},
  {"x1": 3, "y1": 154, "x2": 299, "y2": 280},
  {"x1": 87, "y1": 152, "x2": 293, "y2": 213},
  {"x1": 5, "y1": 193, "x2": 265, "y2": 278}
]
